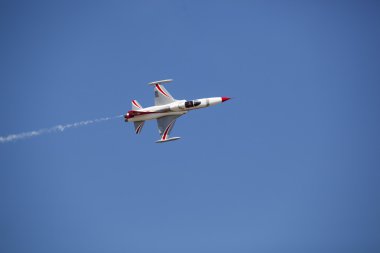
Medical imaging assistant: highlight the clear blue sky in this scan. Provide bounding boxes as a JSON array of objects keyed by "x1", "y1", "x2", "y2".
[{"x1": 1, "y1": 1, "x2": 380, "y2": 252}]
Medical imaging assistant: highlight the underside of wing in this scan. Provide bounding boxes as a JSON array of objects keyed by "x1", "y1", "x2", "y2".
[{"x1": 156, "y1": 115, "x2": 181, "y2": 143}]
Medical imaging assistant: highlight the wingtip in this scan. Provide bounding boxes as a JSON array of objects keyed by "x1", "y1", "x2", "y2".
[{"x1": 155, "y1": 137, "x2": 181, "y2": 143}]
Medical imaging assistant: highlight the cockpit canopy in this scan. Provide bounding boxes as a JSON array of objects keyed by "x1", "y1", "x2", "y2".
[{"x1": 184, "y1": 100, "x2": 201, "y2": 108}]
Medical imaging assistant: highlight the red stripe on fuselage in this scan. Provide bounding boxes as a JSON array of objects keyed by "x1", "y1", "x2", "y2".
[{"x1": 127, "y1": 110, "x2": 157, "y2": 119}]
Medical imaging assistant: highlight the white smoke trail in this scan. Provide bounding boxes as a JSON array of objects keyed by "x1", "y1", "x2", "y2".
[{"x1": 0, "y1": 114, "x2": 123, "y2": 144}]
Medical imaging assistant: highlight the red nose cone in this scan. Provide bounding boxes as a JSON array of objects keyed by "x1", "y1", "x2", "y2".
[{"x1": 221, "y1": 97, "x2": 231, "y2": 102}]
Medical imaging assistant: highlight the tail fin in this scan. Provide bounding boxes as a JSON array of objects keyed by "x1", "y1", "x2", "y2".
[{"x1": 131, "y1": 100, "x2": 143, "y2": 110}]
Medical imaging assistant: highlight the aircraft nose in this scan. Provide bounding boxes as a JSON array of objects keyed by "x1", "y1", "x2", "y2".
[{"x1": 221, "y1": 97, "x2": 231, "y2": 102}]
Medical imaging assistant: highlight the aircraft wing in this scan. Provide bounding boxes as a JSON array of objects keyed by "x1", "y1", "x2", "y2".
[
  {"x1": 148, "y1": 79, "x2": 176, "y2": 106},
  {"x1": 156, "y1": 115, "x2": 181, "y2": 143}
]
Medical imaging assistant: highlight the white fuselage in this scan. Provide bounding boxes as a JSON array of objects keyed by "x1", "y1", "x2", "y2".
[{"x1": 126, "y1": 97, "x2": 225, "y2": 122}]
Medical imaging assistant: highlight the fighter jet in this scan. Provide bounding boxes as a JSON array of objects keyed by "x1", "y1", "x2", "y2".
[{"x1": 124, "y1": 79, "x2": 231, "y2": 143}]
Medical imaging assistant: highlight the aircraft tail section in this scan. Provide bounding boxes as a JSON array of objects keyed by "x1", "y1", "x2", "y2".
[
  {"x1": 131, "y1": 100, "x2": 143, "y2": 110},
  {"x1": 134, "y1": 121, "x2": 144, "y2": 134}
]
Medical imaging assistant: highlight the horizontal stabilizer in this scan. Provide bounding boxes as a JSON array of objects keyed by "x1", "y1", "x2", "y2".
[
  {"x1": 156, "y1": 137, "x2": 181, "y2": 143},
  {"x1": 131, "y1": 100, "x2": 142, "y2": 110},
  {"x1": 134, "y1": 121, "x2": 144, "y2": 134},
  {"x1": 148, "y1": 79, "x2": 173, "y2": 86}
]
